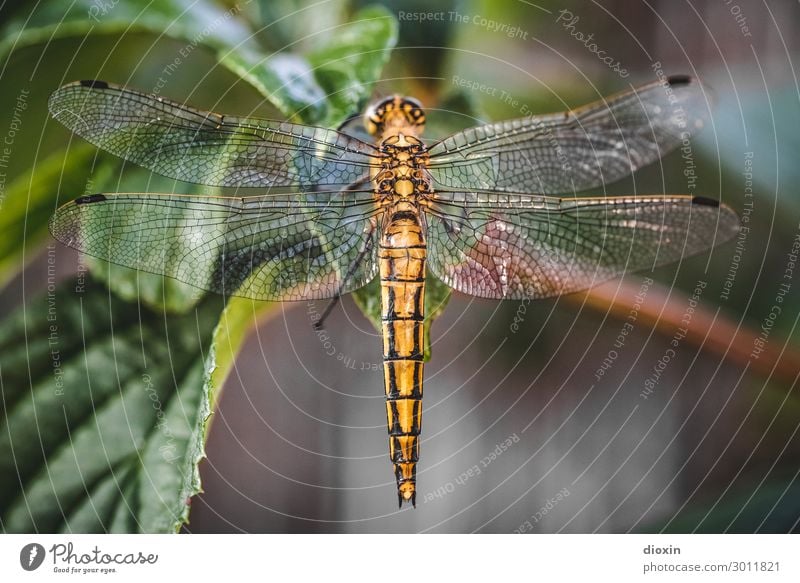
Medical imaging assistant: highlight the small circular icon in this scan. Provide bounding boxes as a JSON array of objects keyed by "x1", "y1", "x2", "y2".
[{"x1": 19, "y1": 543, "x2": 46, "y2": 571}]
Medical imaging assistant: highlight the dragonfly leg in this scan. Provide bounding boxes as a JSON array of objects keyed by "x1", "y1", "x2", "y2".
[
  {"x1": 313, "y1": 224, "x2": 376, "y2": 331},
  {"x1": 312, "y1": 295, "x2": 340, "y2": 331}
]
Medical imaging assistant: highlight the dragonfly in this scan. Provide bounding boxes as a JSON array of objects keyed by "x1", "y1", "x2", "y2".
[{"x1": 48, "y1": 76, "x2": 739, "y2": 508}]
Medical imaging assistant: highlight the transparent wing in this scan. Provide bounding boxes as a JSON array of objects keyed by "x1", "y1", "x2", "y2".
[
  {"x1": 427, "y1": 76, "x2": 708, "y2": 194},
  {"x1": 48, "y1": 80, "x2": 379, "y2": 188},
  {"x1": 424, "y1": 192, "x2": 739, "y2": 299},
  {"x1": 50, "y1": 191, "x2": 382, "y2": 301}
]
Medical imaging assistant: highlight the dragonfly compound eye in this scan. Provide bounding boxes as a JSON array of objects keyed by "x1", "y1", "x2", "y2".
[
  {"x1": 364, "y1": 100, "x2": 388, "y2": 136},
  {"x1": 399, "y1": 97, "x2": 425, "y2": 132}
]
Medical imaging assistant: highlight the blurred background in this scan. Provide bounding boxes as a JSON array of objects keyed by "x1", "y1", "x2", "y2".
[{"x1": 1, "y1": 0, "x2": 799, "y2": 533}]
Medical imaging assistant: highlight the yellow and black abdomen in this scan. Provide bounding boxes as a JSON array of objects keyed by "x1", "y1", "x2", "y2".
[{"x1": 379, "y1": 206, "x2": 426, "y2": 507}]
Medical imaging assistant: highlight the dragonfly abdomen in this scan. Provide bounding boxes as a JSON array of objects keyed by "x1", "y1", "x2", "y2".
[{"x1": 379, "y1": 206, "x2": 426, "y2": 507}]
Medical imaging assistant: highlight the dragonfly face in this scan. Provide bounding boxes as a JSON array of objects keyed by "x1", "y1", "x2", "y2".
[
  {"x1": 365, "y1": 95, "x2": 426, "y2": 137},
  {"x1": 48, "y1": 76, "x2": 740, "y2": 509}
]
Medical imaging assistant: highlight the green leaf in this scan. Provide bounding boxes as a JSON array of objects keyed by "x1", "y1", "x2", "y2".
[
  {"x1": 2, "y1": 2, "x2": 397, "y2": 311},
  {"x1": 84, "y1": 165, "x2": 218, "y2": 315},
  {"x1": 86, "y1": 256, "x2": 207, "y2": 315},
  {"x1": 306, "y1": 5, "x2": 398, "y2": 126},
  {"x1": 1, "y1": 1, "x2": 397, "y2": 312},
  {"x1": 350, "y1": 277, "x2": 382, "y2": 331},
  {"x1": 0, "y1": 278, "x2": 268, "y2": 532},
  {"x1": 0, "y1": 0, "x2": 258, "y2": 62},
  {"x1": 220, "y1": 5, "x2": 398, "y2": 127},
  {"x1": 255, "y1": 0, "x2": 346, "y2": 51},
  {"x1": 422, "y1": 276, "x2": 452, "y2": 361},
  {"x1": 0, "y1": 0, "x2": 261, "y2": 302},
  {"x1": 220, "y1": 49, "x2": 329, "y2": 124},
  {"x1": 0, "y1": 140, "x2": 203, "y2": 314},
  {"x1": 351, "y1": 275, "x2": 452, "y2": 362},
  {"x1": 1, "y1": 1, "x2": 396, "y2": 129}
]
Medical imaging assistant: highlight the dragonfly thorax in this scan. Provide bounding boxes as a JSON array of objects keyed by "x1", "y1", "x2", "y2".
[{"x1": 374, "y1": 134, "x2": 432, "y2": 198}]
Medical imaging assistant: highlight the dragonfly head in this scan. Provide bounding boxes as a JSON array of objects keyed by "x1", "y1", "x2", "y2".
[{"x1": 365, "y1": 95, "x2": 426, "y2": 138}]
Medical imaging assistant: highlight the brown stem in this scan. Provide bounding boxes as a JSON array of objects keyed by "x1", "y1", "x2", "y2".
[{"x1": 570, "y1": 277, "x2": 800, "y2": 386}]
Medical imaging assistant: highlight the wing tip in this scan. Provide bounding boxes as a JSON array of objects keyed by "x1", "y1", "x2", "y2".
[
  {"x1": 49, "y1": 80, "x2": 112, "y2": 119},
  {"x1": 691, "y1": 195, "x2": 719, "y2": 208},
  {"x1": 691, "y1": 196, "x2": 741, "y2": 242},
  {"x1": 79, "y1": 79, "x2": 110, "y2": 89},
  {"x1": 74, "y1": 194, "x2": 108, "y2": 205},
  {"x1": 667, "y1": 74, "x2": 693, "y2": 87}
]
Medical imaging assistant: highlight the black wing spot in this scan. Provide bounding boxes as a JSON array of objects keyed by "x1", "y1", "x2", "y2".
[
  {"x1": 79, "y1": 80, "x2": 109, "y2": 89},
  {"x1": 692, "y1": 196, "x2": 720, "y2": 208},
  {"x1": 74, "y1": 194, "x2": 108, "y2": 205},
  {"x1": 667, "y1": 75, "x2": 693, "y2": 87}
]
